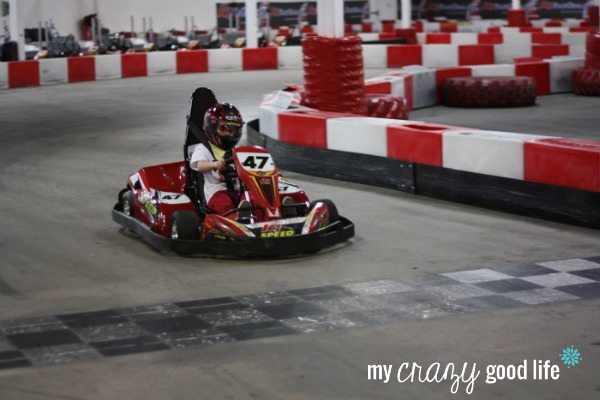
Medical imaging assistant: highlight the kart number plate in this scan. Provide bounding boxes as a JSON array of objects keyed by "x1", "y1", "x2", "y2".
[{"x1": 237, "y1": 152, "x2": 275, "y2": 172}]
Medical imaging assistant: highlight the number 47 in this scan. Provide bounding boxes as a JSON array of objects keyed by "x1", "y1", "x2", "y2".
[{"x1": 242, "y1": 155, "x2": 269, "y2": 169}]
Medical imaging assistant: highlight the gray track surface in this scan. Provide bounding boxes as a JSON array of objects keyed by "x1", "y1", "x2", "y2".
[{"x1": 1, "y1": 70, "x2": 599, "y2": 399}]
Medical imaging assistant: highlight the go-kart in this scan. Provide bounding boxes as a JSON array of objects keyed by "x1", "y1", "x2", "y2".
[{"x1": 112, "y1": 88, "x2": 354, "y2": 257}]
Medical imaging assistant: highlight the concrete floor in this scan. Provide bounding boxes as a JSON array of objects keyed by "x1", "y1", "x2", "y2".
[{"x1": 0, "y1": 70, "x2": 599, "y2": 399}]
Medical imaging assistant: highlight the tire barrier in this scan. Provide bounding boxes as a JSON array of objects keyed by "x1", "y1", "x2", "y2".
[
  {"x1": 584, "y1": 30, "x2": 600, "y2": 69},
  {"x1": 442, "y1": 76, "x2": 537, "y2": 107},
  {"x1": 366, "y1": 94, "x2": 409, "y2": 119},
  {"x1": 572, "y1": 68, "x2": 600, "y2": 95},
  {"x1": 302, "y1": 35, "x2": 366, "y2": 114}
]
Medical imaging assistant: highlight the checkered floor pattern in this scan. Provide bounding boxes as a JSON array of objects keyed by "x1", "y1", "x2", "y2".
[{"x1": 1, "y1": 257, "x2": 599, "y2": 370}]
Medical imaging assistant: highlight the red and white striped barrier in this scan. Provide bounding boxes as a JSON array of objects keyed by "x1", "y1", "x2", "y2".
[
  {"x1": 365, "y1": 56, "x2": 584, "y2": 109},
  {"x1": 0, "y1": 31, "x2": 587, "y2": 90},
  {"x1": 259, "y1": 107, "x2": 600, "y2": 192},
  {"x1": 0, "y1": 47, "x2": 282, "y2": 89}
]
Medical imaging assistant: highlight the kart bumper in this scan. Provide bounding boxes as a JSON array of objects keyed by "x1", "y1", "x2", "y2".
[{"x1": 112, "y1": 207, "x2": 354, "y2": 258}]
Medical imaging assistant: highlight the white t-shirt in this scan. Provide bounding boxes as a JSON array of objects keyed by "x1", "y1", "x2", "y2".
[{"x1": 189, "y1": 143, "x2": 226, "y2": 202}]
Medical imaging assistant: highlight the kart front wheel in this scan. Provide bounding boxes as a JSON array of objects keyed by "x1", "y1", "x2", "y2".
[
  {"x1": 171, "y1": 211, "x2": 199, "y2": 241},
  {"x1": 122, "y1": 190, "x2": 135, "y2": 217},
  {"x1": 309, "y1": 199, "x2": 340, "y2": 223}
]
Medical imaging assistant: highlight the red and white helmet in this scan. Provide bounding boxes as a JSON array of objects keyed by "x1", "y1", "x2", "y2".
[{"x1": 203, "y1": 102, "x2": 244, "y2": 151}]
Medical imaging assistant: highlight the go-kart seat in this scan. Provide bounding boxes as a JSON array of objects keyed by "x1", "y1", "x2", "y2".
[{"x1": 184, "y1": 87, "x2": 218, "y2": 212}]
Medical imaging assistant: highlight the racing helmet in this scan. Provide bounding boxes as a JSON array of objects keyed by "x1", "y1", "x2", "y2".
[{"x1": 203, "y1": 103, "x2": 244, "y2": 150}]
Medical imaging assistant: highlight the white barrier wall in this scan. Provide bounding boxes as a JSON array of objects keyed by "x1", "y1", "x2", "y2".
[
  {"x1": 147, "y1": 51, "x2": 176, "y2": 75},
  {"x1": 471, "y1": 64, "x2": 516, "y2": 76},
  {"x1": 258, "y1": 105, "x2": 281, "y2": 140},
  {"x1": 443, "y1": 130, "x2": 548, "y2": 179},
  {"x1": 39, "y1": 58, "x2": 68, "y2": 85},
  {"x1": 207, "y1": 48, "x2": 243, "y2": 71},
  {"x1": 95, "y1": 54, "x2": 122, "y2": 80},
  {"x1": 402, "y1": 66, "x2": 436, "y2": 109},
  {"x1": 277, "y1": 46, "x2": 303, "y2": 70},
  {"x1": 326, "y1": 117, "x2": 401, "y2": 157},
  {"x1": 423, "y1": 44, "x2": 459, "y2": 67},
  {"x1": 0, "y1": 62, "x2": 7, "y2": 89},
  {"x1": 548, "y1": 56, "x2": 585, "y2": 93},
  {"x1": 362, "y1": 45, "x2": 388, "y2": 68}
]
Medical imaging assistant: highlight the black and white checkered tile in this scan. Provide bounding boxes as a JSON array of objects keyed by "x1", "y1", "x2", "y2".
[{"x1": 1, "y1": 257, "x2": 599, "y2": 370}]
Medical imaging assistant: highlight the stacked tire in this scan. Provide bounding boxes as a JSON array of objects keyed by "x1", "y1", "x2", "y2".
[
  {"x1": 442, "y1": 76, "x2": 537, "y2": 108},
  {"x1": 366, "y1": 94, "x2": 409, "y2": 119},
  {"x1": 302, "y1": 36, "x2": 366, "y2": 114}
]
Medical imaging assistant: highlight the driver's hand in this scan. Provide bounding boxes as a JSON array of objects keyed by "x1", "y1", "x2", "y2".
[{"x1": 215, "y1": 159, "x2": 226, "y2": 171}]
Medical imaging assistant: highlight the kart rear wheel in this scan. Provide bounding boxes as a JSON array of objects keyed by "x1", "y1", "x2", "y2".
[
  {"x1": 171, "y1": 211, "x2": 200, "y2": 241},
  {"x1": 122, "y1": 190, "x2": 135, "y2": 217},
  {"x1": 310, "y1": 199, "x2": 340, "y2": 223}
]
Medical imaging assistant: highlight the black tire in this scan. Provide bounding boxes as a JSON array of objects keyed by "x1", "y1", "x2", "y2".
[
  {"x1": 122, "y1": 190, "x2": 135, "y2": 217},
  {"x1": 572, "y1": 68, "x2": 600, "y2": 96},
  {"x1": 171, "y1": 211, "x2": 200, "y2": 241},
  {"x1": 442, "y1": 76, "x2": 537, "y2": 107},
  {"x1": 309, "y1": 199, "x2": 340, "y2": 223}
]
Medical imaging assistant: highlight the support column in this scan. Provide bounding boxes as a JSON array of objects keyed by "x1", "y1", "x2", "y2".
[
  {"x1": 8, "y1": 0, "x2": 24, "y2": 60},
  {"x1": 245, "y1": 0, "x2": 258, "y2": 48},
  {"x1": 400, "y1": 0, "x2": 411, "y2": 29},
  {"x1": 317, "y1": 0, "x2": 344, "y2": 38}
]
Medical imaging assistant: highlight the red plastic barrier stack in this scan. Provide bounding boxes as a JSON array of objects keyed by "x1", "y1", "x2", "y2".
[
  {"x1": 585, "y1": 30, "x2": 600, "y2": 69},
  {"x1": 302, "y1": 35, "x2": 366, "y2": 114}
]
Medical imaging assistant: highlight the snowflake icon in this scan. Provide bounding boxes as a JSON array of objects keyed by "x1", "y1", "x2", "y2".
[{"x1": 560, "y1": 346, "x2": 582, "y2": 368}]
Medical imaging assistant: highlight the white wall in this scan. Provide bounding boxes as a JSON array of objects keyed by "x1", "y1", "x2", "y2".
[{"x1": 20, "y1": 0, "x2": 94, "y2": 38}]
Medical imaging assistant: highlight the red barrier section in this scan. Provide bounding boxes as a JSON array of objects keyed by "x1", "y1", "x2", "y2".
[
  {"x1": 525, "y1": 138, "x2": 600, "y2": 192},
  {"x1": 379, "y1": 33, "x2": 397, "y2": 40},
  {"x1": 243, "y1": 47, "x2": 278, "y2": 70},
  {"x1": 387, "y1": 123, "x2": 453, "y2": 166},
  {"x1": 387, "y1": 45, "x2": 422, "y2": 67},
  {"x1": 440, "y1": 22, "x2": 458, "y2": 33},
  {"x1": 459, "y1": 45, "x2": 494, "y2": 65},
  {"x1": 303, "y1": 36, "x2": 365, "y2": 114},
  {"x1": 426, "y1": 33, "x2": 451, "y2": 44},
  {"x1": 395, "y1": 28, "x2": 418, "y2": 44},
  {"x1": 532, "y1": 33, "x2": 562, "y2": 44},
  {"x1": 532, "y1": 44, "x2": 569, "y2": 59},
  {"x1": 365, "y1": 81, "x2": 392, "y2": 94},
  {"x1": 585, "y1": 30, "x2": 600, "y2": 69},
  {"x1": 382, "y1": 21, "x2": 395, "y2": 33},
  {"x1": 176, "y1": 50, "x2": 208, "y2": 74},
  {"x1": 478, "y1": 32, "x2": 503, "y2": 45},
  {"x1": 570, "y1": 27, "x2": 591, "y2": 32},
  {"x1": 361, "y1": 23, "x2": 373, "y2": 33},
  {"x1": 488, "y1": 26, "x2": 501, "y2": 33},
  {"x1": 68, "y1": 56, "x2": 95, "y2": 83},
  {"x1": 121, "y1": 53, "x2": 148, "y2": 78},
  {"x1": 508, "y1": 9, "x2": 528, "y2": 27},
  {"x1": 516, "y1": 61, "x2": 550, "y2": 95},
  {"x1": 435, "y1": 67, "x2": 472, "y2": 103},
  {"x1": 278, "y1": 110, "x2": 353, "y2": 148},
  {"x1": 8, "y1": 61, "x2": 40, "y2": 88}
]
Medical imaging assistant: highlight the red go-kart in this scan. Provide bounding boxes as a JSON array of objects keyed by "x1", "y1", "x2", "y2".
[{"x1": 112, "y1": 88, "x2": 354, "y2": 257}]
